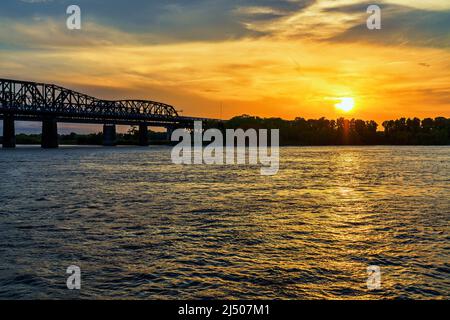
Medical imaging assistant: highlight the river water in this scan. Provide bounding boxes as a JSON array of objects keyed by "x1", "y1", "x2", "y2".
[{"x1": 0, "y1": 146, "x2": 448, "y2": 299}]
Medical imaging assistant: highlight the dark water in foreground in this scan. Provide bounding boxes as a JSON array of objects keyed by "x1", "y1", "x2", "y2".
[{"x1": 0, "y1": 146, "x2": 448, "y2": 299}]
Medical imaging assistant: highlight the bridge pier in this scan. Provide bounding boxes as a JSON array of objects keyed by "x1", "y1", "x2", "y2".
[
  {"x1": 2, "y1": 115, "x2": 16, "y2": 148},
  {"x1": 41, "y1": 118, "x2": 58, "y2": 148},
  {"x1": 166, "y1": 126, "x2": 174, "y2": 142},
  {"x1": 103, "y1": 124, "x2": 117, "y2": 146},
  {"x1": 138, "y1": 124, "x2": 149, "y2": 146}
]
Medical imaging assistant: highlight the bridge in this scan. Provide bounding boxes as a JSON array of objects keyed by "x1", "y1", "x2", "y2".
[{"x1": 0, "y1": 78, "x2": 215, "y2": 148}]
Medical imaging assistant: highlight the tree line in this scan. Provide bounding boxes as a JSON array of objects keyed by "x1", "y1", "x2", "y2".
[
  {"x1": 223, "y1": 115, "x2": 450, "y2": 145},
  {"x1": 8, "y1": 130, "x2": 168, "y2": 146}
]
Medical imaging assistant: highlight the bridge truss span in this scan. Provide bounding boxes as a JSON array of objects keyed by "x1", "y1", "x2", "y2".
[
  {"x1": 0, "y1": 78, "x2": 218, "y2": 148},
  {"x1": 0, "y1": 78, "x2": 179, "y2": 121}
]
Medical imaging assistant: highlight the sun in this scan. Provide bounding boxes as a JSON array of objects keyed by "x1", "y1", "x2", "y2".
[{"x1": 335, "y1": 97, "x2": 355, "y2": 112}]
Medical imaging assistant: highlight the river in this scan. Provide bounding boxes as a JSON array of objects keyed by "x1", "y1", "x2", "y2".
[{"x1": 0, "y1": 146, "x2": 448, "y2": 299}]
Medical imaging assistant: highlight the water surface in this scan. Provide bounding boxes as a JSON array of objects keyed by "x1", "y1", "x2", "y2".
[{"x1": 0, "y1": 146, "x2": 448, "y2": 299}]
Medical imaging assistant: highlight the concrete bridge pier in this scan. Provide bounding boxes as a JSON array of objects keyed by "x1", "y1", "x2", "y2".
[
  {"x1": 2, "y1": 115, "x2": 16, "y2": 148},
  {"x1": 166, "y1": 126, "x2": 174, "y2": 142},
  {"x1": 41, "y1": 117, "x2": 58, "y2": 148},
  {"x1": 138, "y1": 124, "x2": 149, "y2": 146},
  {"x1": 103, "y1": 124, "x2": 117, "y2": 146}
]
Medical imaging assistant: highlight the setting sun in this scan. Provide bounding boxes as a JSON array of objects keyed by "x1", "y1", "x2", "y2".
[{"x1": 335, "y1": 98, "x2": 355, "y2": 112}]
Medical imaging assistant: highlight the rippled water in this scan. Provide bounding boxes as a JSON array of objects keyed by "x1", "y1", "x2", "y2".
[{"x1": 0, "y1": 146, "x2": 448, "y2": 299}]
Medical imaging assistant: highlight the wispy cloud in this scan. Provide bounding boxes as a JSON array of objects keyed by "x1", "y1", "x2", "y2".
[
  {"x1": 1, "y1": 0, "x2": 449, "y2": 47},
  {"x1": 324, "y1": 2, "x2": 450, "y2": 48}
]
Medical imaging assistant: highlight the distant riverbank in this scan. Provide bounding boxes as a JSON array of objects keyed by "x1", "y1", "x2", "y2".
[{"x1": 2, "y1": 115, "x2": 449, "y2": 146}]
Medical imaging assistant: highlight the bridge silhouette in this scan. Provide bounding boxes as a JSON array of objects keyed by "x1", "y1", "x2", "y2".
[{"x1": 0, "y1": 78, "x2": 215, "y2": 148}]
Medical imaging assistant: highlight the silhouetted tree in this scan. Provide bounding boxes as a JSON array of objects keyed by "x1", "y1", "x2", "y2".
[{"x1": 224, "y1": 115, "x2": 449, "y2": 146}]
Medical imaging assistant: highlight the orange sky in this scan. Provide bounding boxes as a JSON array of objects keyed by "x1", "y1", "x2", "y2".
[{"x1": 0, "y1": 0, "x2": 449, "y2": 129}]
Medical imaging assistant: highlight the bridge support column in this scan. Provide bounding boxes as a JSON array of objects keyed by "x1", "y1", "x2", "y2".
[
  {"x1": 166, "y1": 126, "x2": 174, "y2": 142},
  {"x1": 138, "y1": 124, "x2": 149, "y2": 146},
  {"x1": 41, "y1": 118, "x2": 58, "y2": 148},
  {"x1": 103, "y1": 124, "x2": 117, "y2": 146},
  {"x1": 2, "y1": 115, "x2": 16, "y2": 148}
]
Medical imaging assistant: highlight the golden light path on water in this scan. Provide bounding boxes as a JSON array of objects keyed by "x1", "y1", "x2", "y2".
[{"x1": 0, "y1": 146, "x2": 448, "y2": 299}]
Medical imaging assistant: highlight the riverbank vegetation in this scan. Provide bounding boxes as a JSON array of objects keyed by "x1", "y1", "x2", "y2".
[{"x1": 224, "y1": 116, "x2": 450, "y2": 145}]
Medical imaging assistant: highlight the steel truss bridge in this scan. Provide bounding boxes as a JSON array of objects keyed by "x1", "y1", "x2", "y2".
[{"x1": 0, "y1": 78, "x2": 215, "y2": 148}]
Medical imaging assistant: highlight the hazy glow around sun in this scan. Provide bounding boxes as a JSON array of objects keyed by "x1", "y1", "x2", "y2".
[{"x1": 335, "y1": 97, "x2": 355, "y2": 112}]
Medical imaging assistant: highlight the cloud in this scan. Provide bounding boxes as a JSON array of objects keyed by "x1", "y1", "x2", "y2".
[
  {"x1": 324, "y1": 2, "x2": 450, "y2": 48},
  {"x1": 0, "y1": 19, "x2": 142, "y2": 49},
  {"x1": 0, "y1": 0, "x2": 448, "y2": 49},
  {"x1": 0, "y1": 0, "x2": 316, "y2": 44},
  {"x1": 237, "y1": 0, "x2": 450, "y2": 48},
  {"x1": 237, "y1": 0, "x2": 364, "y2": 41},
  {"x1": 384, "y1": 0, "x2": 450, "y2": 11},
  {"x1": 1, "y1": 36, "x2": 449, "y2": 120}
]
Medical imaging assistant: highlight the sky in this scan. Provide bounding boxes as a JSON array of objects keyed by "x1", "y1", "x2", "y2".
[{"x1": 0, "y1": 0, "x2": 449, "y2": 133}]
